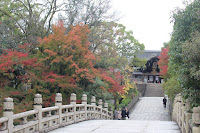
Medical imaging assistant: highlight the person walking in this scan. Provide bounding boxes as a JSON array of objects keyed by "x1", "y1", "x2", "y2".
[
  {"x1": 163, "y1": 97, "x2": 167, "y2": 108},
  {"x1": 118, "y1": 108, "x2": 122, "y2": 120},
  {"x1": 114, "y1": 107, "x2": 118, "y2": 120},
  {"x1": 121, "y1": 107, "x2": 126, "y2": 120},
  {"x1": 125, "y1": 107, "x2": 129, "y2": 119}
]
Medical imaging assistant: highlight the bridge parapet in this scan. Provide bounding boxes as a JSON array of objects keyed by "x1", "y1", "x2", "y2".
[
  {"x1": 0, "y1": 93, "x2": 113, "y2": 133},
  {"x1": 172, "y1": 93, "x2": 200, "y2": 133}
]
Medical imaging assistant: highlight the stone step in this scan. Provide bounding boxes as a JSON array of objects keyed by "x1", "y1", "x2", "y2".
[
  {"x1": 50, "y1": 120, "x2": 180, "y2": 133},
  {"x1": 144, "y1": 83, "x2": 164, "y2": 97}
]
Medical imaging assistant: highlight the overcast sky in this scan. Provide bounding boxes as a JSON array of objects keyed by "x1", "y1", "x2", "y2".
[{"x1": 112, "y1": 0, "x2": 187, "y2": 50}]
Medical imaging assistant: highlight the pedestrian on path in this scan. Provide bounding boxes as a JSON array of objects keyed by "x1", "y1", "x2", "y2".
[
  {"x1": 121, "y1": 107, "x2": 126, "y2": 120},
  {"x1": 125, "y1": 107, "x2": 129, "y2": 119},
  {"x1": 114, "y1": 107, "x2": 118, "y2": 120},
  {"x1": 118, "y1": 108, "x2": 122, "y2": 120},
  {"x1": 163, "y1": 97, "x2": 167, "y2": 108}
]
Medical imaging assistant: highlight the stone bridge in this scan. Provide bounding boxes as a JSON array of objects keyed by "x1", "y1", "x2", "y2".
[
  {"x1": 0, "y1": 83, "x2": 200, "y2": 133},
  {"x1": 0, "y1": 93, "x2": 112, "y2": 133}
]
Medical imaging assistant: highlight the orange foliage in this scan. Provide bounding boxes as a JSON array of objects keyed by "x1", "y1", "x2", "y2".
[
  {"x1": 37, "y1": 21, "x2": 99, "y2": 89},
  {"x1": 100, "y1": 68, "x2": 125, "y2": 96},
  {"x1": 0, "y1": 49, "x2": 39, "y2": 87},
  {"x1": 158, "y1": 47, "x2": 169, "y2": 77}
]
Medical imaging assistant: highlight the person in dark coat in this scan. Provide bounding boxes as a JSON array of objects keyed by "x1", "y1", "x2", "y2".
[
  {"x1": 121, "y1": 107, "x2": 126, "y2": 120},
  {"x1": 163, "y1": 97, "x2": 167, "y2": 108},
  {"x1": 125, "y1": 107, "x2": 129, "y2": 119}
]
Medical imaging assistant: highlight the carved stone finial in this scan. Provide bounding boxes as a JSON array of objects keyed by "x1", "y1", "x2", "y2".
[
  {"x1": 91, "y1": 96, "x2": 96, "y2": 103},
  {"x1": 55, "y1": 93, "x2": 62, "y2": 103},
  {"x1": 82, "y1": 94, "x2": 87, "y2": 102},
  {"x1": 104, "y1": 102, "x2": 108, "y2": 108},
  {"x1": 98, "y1": 99, "x2": 102, "y2": 106},
  {"x1": 3, "y1": 97, "x2": 14, "y2": 111},
  {"x1": 34, "y1": 94, "x2": 42, "y2": 105},
  {"x1": 70, "y1": 93, "x2": 76, "y2": 102}
]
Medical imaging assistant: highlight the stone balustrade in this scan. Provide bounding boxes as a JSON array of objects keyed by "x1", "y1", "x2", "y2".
[
  {"x1": 0, "y1": 93, "x2": 113, "y2": 133},
  {"x1": 172, "y1": 93, "x2": 200, "y2": 133},
  {"x1": 126, "y1": 94, "x2": 140, "y2": 111}
]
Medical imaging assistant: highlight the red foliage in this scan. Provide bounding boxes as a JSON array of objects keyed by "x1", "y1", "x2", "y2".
[
  {"x1": 0, "y1": 50, "x2": 37, "y2": 71},
  {"x1": 0, "y1": 49, "x2": 38, "y2": 87},
  {"x1": 100, "y1": 68, "x2": 125, "y2": 97},
  {"x1": 51, "y1": 94, "x2": 56, "y2": 103},
  {"x1": 76, "y1": 100, "x2": 82, "y2": 104},
  {"x1": 158, "y1": 47, "x2": 169, "y2": 77},
  {"x1": 37, "y1": 21, "x2": 99, "y2": 89}
]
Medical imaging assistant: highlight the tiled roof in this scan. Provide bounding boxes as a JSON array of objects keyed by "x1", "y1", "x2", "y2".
[
  {"x1": 137, "y1": 50, "x2": 161, "y2": 60},
  {"x1": 132, "y1": 71, "x2": 143, "y2": 75}
]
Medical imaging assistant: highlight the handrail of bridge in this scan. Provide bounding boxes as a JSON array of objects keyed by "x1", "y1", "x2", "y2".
[
  {"x1": 0, "y1": 93, "x2": 113, "y2": 133},
  {"x1": 126, "y1": 94, "x2": 140, "y2": 111},
  {"x1": 172, "y1": 93, "x2": 200, "y2": 133}
]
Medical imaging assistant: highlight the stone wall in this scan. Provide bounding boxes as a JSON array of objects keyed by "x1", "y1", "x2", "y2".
[
  {"x1": 0, "y1": 93, "x2": 113, "y2": 133},
  {"x1": 172, "y1": 93, "x2": 200, "y2": 133},
  {"x1": 126, "y1": 95, "x2": 140, "y2": 111},
  {"x1": 136, "y1": 83, "x2": 146, "y2": 96}
]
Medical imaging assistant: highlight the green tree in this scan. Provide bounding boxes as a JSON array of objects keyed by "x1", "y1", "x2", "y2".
[
  {"x1": 62, "y1": 0, "x2": 116, "y2": 31},
  {"x1": 181, "y1": 31, "x2": 200, "y2": 106},
  {"x1": 130, "y1": 55, "x2": 146, "y2": 68},
  {"x1": 89, "y1": 21, "x2": 144, "y2": 69},
  {"x1": 0, "y1": 0, "x2": 65, "y2": 51},
  {"x1": 168, "y1": 0, "x2": 200, "y2": 106}
]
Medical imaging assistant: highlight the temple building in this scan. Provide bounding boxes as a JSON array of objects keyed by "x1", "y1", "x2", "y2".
[{"x1": 132, "y1": 50, "x2": 163, "y2": 83}]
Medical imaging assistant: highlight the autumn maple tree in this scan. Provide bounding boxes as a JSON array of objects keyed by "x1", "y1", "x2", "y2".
[
  {"x1": 0, "y1": 49, "x2": 39, "y2": 88},
  {"x1": 35, "y1": 21, "x2": 100, "y2": 96},
  {"x1": 0, "y1": 48, "x2": 42, "y2": 115},
  {"x1": 100, "y1": 67, "x2": 125, "y2": 106},
  {"x1": 158, "y1": 47, "x2": 169, "y2": 77},
  {"x1": 0, "y1": 21, "x2": 132, "y2": 115}
]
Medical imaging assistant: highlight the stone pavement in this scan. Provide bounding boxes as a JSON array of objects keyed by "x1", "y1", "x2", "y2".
[
  {"x1": 50, "y1": 97, "x2": 180, "y2": 133},
  {"x1": 50, "y1": 120, "x2": 180, "y2": 133},
  {"x1": 129, "y1": 97, "x2": 170, "y2": 121}
]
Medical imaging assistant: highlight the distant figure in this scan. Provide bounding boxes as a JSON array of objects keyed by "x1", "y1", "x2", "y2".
[
  {"x1": 163, "y1": 97, "x2": 167, "y2": 108},
  {"x1": 125, "y1": 107, "x2": 129, "y2": 119},
  {"x1": 121, "y1": 107, "x2": 126, "y2": 120},
  {"x1": 118, "y1": 108, "x2": 122, "y2": 120},
  {"x1": 114, "y1": 107, "x2": 118, "y2": 120}
]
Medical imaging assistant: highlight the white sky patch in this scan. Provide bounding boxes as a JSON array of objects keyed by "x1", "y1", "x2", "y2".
[{"x1": 112, "y1": 0, "x2": 187, "y2": 50}]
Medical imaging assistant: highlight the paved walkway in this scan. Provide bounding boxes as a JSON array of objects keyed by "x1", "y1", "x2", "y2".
[
  {"x1": 50, "y1": 120, "x2": 180, "y2": 133},
  {"x1": 50, "y1": 97, "x2": 180, "y2": 133},
  {"x1": 129, "y1": 97, "x2": 170, "y2": 121}
]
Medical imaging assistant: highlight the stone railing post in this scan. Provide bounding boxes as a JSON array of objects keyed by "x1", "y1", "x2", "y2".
[
  {"x1": 177, "y1": 95, "x2": 182, "y2": 126},
  {"x1": 192, "y1": 106, "x2": 200, "y2": 133},
  {"x1": 185, "y1": 99, "x2": 190, "y2": 111},
  {"x1": 181, "y1": 103, "x2": 186, "y2": 132},
  {"x1": 91, "y1": 96, "x2": 96, "y2": 119},
  {"x1": 98, "y1": 99, "x2": 102, "y2": 119},
  {"x1": 82, "y1": 94, "x2": 87, "y2": 120},
  {"x1": 3, "y1": 97, "x2": 14, "y2": 133},
  {"x1": 55, "y1": 93, "x2": 62, "y2": 125},
  {"x1": 70, "y1": 93, "x2": 76, "y2": 123},
  {"x1": 104, "y1": 102, "x2": 108, "y2": 119},
  {"x1": 34, "y1": 94, "x2": 42, "y2": 132},
  {"x1": 185, "y1": 99, "x2": 192, "y2": 133},
  {"x1": 185, "y1": 112, "x2": 192, "y2": 133}
]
